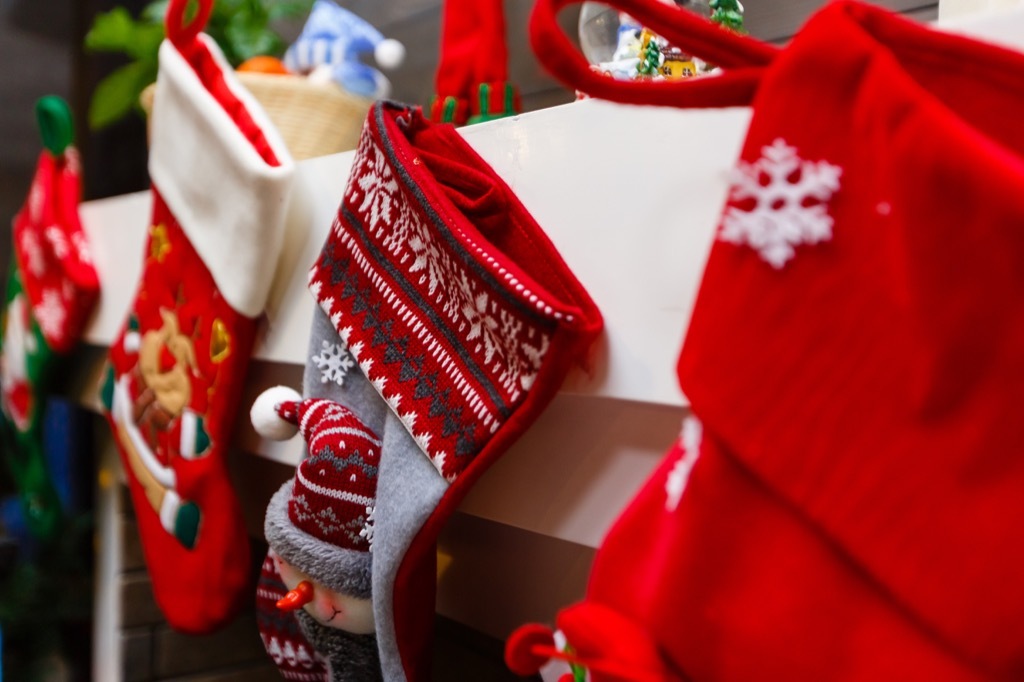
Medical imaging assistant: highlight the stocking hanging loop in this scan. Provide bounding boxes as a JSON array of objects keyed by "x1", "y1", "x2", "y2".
[
  {"x1": 530, "y1": 0, "x2": 780, "y2": 108},
  {"x1": 166, "y1": 0, "x2": 214, "y2": 47}
]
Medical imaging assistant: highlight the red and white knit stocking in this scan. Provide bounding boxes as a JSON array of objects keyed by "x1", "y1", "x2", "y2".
[{"x1": 297, "y1": 101, "x2": 602, "y2": 680}]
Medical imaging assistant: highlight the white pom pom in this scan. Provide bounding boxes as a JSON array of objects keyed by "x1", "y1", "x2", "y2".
[
  {"x1": 374, "y1": 39, "x2": 405, "y2": 70},
  {"x1": 250, "y1": 386, "x2": 302, "y2": 441}
]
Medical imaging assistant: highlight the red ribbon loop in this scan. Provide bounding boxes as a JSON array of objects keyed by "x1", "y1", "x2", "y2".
[{"x1": 166, "y1": 0, "x2": 213, "y2": 47}]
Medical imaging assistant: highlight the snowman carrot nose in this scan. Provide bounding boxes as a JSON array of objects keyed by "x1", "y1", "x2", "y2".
[{"x1": 276, "y1": 580, "x2": 314, "y2": 611}]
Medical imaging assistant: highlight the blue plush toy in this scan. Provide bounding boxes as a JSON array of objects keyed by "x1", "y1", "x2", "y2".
[{"x1": 285, "y1": 0, "x2": 405, "y2": 99}]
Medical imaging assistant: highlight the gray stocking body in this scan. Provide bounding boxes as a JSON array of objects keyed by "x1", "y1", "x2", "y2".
[{"x1": 304, "y1": 308, "x2": 445, "y2": 682}]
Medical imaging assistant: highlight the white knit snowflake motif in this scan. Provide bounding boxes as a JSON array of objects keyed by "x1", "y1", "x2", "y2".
[
  {"x1": 359, "y1": 505, "x2": 375, "y2": 550},
  {"x1": 34, "y1": 288, "x2": 66, "y2": 341},
  {"x1": 665, "y1": 416, "x2": 703, "y2": 512},
  {"x1": 349, "y1": 137, "x2": 399, "y2": 237},
  {"x1": 27, "y1": 181, "x2": 44, "y2": 223},
  {"x1": 71, "y1": 232, "x2": 92, "y2": 265},
  {"x1": 21, "y1": 231, "x2": 46, "y2": 277},
  {"x1": 312, "y1": 339, "x2": 356, "y2": 386},
  {"x1": 720, "y1": 138, "x2": 842, "y2": 269},
  {"x1": 45, "y1": 225, "x2": 69, "y2": 260}
]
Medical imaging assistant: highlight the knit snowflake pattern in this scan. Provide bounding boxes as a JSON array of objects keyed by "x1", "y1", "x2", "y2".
[
  {"x1": 34, "y1": 288, "x2": 66, "y2": 342},
  {"x1": 312, "y1": 339, "x2": 355, "y2": 386},
  {"x1": 45, "y1": 225, "x2": 69, "y2": 260},
  {"x1": 71, "y1": 232, "x2": 92, "y2": 265},
  {"x1": 347, "y1": 133, "x2": 399, "y2": 236},
  {"x1": 665, "y1": 416, "x2": 703, "y2": 512},
  {"x1": 347, "y1": 132, "x2": 551, "y2": 403},
  {"x1": 27, "y1": 181, "x2": 44, "y2": 223},
  {"x1": 359, "y1": 505, "x2": 375, "y2": 550},
  {"x1": 21, "y1": 230, "x2": 46, "y2": 277},
  {"x1": 720, "y1": 139, "x2": 842, "y2": 269}
]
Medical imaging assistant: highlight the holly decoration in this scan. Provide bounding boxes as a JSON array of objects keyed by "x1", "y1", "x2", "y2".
[
  {"x1": 563, "y1": 643, "x2": 587, "y2": 682},
  {"x1": 710, "y1": 0, "x2": 745, "y2": 33}
]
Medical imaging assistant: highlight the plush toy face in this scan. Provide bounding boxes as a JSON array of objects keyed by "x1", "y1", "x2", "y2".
[{"x1": 275, "y1": 553, "x2": 375, "y2": 635}]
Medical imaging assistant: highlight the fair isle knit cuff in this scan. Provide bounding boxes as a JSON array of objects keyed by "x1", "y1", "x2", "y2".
[{"x1": 308, "y1": 102, "x2": 602, "y2": 482}]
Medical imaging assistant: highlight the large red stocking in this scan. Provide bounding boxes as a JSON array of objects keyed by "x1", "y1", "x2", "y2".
[{"x1": 509, "y1": 0, "x2": 1024, "y2": 679}]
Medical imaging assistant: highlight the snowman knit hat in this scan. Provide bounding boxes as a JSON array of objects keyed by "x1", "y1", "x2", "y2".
[{"x1": 256, "y1": 390, "x2": 382, "y2": 599}]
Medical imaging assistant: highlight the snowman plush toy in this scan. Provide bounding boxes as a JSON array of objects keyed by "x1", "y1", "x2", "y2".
[{"x1": 252, "y1": 387, "x2": 383, "y2": 682}]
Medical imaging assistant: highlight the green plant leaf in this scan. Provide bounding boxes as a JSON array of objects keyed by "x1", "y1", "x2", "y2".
[
  {"x1": 84, "y1": 7, "x2": 140, "y2": 52},
  {"x1": 126, "y1": 21, "x2": 165, "y2": 60},
  {"x1": 224, "y1": 12, "x2": 283, "y2": 63},
  {"x1": 88, "y1": 61, "x2": 153, "y2": 130},
  {"x1": 267, "y1": 0, "x2": 314, "y2": 21},
  {"x1": 141, "y1": 0, "x2": 170, "y2": 24}
]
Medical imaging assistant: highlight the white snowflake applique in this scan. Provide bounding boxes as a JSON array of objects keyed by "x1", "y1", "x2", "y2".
[
  {"x1": 720, "y1": 138, "x2": 842, "y2": 269},
  {"x1": 359, "y1": 505, "x2": 375, "y2": 550},
  {"x1": 45, "y1": 225, "x2": 69, "y2": 259},
  {"x1": 34, "y1": 288, "x2": 67, "y2": 341},
  {"x1": 71, "y1": 232, "x2": 93, "y2": 265},
  {"x1": 665, "y1": 416, "x2": 703, "y2": 512},
  {"x1": 312, "y1": 339, "x2": 356, "y2": 386},
  {"x1": 27, "y1": 182, "x2": 44, "y2": 223},
  {"x1": 21, "y1": 231, "x2": 46, "y2": 277}
]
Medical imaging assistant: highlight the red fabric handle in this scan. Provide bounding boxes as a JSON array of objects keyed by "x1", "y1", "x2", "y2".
[
  {"x1": 530, "y1": 0, "x2": 781, "y2": 108},
  {"x1": 436, "y1": 0, "x2": 509, "y2": 97},
  {"x1": 166, "y1": 0, "x2": 213, "y2": 47}
]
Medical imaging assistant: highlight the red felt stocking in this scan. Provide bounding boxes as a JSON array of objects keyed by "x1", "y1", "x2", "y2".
[
  {"x1": 429, "y1": 0, "x2": 520, "y2": 125},
  {"x1": 2, "y1": 124, "x2": 98, "y2": 540},
  {"x1": 510, "y1": 0, "x2": 1024, "y2": 679},
  {"x1": 100, "y1": 0, "x2": 294, "y2": 633}
]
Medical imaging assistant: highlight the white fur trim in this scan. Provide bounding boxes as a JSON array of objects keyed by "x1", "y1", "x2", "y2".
[
  {"x1": 160, "y1": 489, "x2": 181, "y2": 533},
  {"x1": 149, "y1": 37, "x2": 294, "y2": 318}
]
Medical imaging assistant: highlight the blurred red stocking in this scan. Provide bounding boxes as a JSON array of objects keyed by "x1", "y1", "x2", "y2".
[{"x1": 429, "y1": 0, "x2": 520, "y2": 124}]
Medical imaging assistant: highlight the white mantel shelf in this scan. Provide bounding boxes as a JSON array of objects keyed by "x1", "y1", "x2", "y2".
[{"x1": 79, "y1": 98, "x2": 750, "y2": 550}]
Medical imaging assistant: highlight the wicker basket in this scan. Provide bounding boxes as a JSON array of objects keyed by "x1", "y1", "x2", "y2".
[{"x1": 141, "y1": 72, "x2": 371, "y2": 161}]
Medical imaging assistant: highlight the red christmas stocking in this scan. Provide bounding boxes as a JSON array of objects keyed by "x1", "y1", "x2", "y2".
[
  {"x1": 99, "y1": 0, "x2": 294, "y2": 633},
  {"x1": 2, "y1": 103, "x2": 99, "y2": 540},
  {"x1": 512, "y1": 0, "x2": 1024, "y2": 679},
  {"x1": 298, "y1": 102, "x2": 602, "y2": 680},
  {"x1": 429, "y1": 0, "x2": 520, "y2": 125}
]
